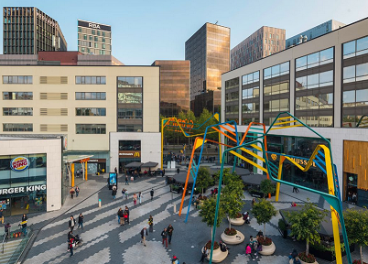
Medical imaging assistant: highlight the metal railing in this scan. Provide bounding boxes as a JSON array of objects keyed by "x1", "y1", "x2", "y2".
[
  {"x1": 6, "y1": 225, "x2": 34, "y2": 264},
  {"x1": 0, "y1": 233, "x2": 5, "y2": 254}
]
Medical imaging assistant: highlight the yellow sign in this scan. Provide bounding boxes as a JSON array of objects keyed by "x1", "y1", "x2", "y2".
[
  {"x1": 134, "y1": 152, "x2": 140, "y2": 157},
  {"x1": 290, "y1": 157, "x2": 316, "y2": 167}
]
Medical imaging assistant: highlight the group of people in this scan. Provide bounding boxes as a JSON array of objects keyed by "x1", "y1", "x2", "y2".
[
  {"x1": 69, "y1": 186, "x2": 80, "y2": 199},
  {"x1": 67, "y1": 214, "x2": 84, "y2": 257},
  {"x1": 117, "y1": 206, "x2": 130, "y2": 225},
  {"x1": 245, "y1": 230, "x2": 264, "y2": 260},
  {"x1": 3, "y1": 214, "x2": 28, "y2": 239}
]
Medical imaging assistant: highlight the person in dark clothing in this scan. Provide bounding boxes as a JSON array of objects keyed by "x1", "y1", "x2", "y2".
[
  {"x1": 77, "y1": 213, "x2": 84, "y2": 229},
  {"x1": 68, "y1": 239, "x2": 74, "y2": 257},
  {"x1": 289, "y1": 248, "x2": 298, "y2": 260},
  {"x1": 150, "y1": 188, "x2": 154, "y2": 200},
  {"x1": 167, "y1": 224, "x2": 174, "y2": 244},
  {"x1": 69, "y1": 216, "x2": 76, "y2": 232},
  {"x1": 21, "y1": 214, "x2": 28, "y2": 236},
  {"x1": 200, "y1": 246, "x2": 208, "y2": 263},
  {"x1": 117, "y1": 208, "x2": 122, "y2": 224},
  {"x1": 125, "y1": 206, "x2": 130, "y2": 224},
  {"x1": 148, "y1": 215, "x2": 153, "y2": 232},
  {"x1": 112, "y1": 185, "x2": 117, "y2": 199},
  {"x1": 4, "y1": 223, "x2": 11, "y2": 239},
  {"x1": 161, "y1": 228, "x2": 168, "y2": 248},
  {"x1": 257, "y1": 230, "x2": 264, "y2": 237}
]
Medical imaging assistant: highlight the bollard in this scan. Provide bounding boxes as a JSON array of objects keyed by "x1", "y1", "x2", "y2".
[
  {"x1": 173, "y1": 203, "x2": 177, "y2": 214},
  {"x1": 98, "y1": 199, "x2": 101, "y2": 207}
]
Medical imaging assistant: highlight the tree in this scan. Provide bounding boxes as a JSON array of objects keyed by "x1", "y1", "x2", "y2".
[
  {"x1": 251, "y1": 198, "x2": 276, "y2": 239},
  {"x1": 213, "y1": 168, "x2": 240, "y2": 186},
  {"x1": 343, "y1": 208, "x2": 368, "y2": 263},
  {"x1": 260, "y1": 179, "x2": 275, "y2": 198},
  {"x1": 221, "y1": 179, "x2": 245, "y2": 231},
  {"x1": 197, "y1": 108, "x2": 218, "y2": 141},
  {"x1": 286, "y1": 202, "x2": 327, "y2": 258},
  {"x1": 199, "y1": 197, "x2": 226, "y2": 239},
  {"x1": 196, "y1": 167, "x2": 213, "y2": 195}
]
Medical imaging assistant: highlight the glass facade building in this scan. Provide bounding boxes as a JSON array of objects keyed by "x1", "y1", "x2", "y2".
[
  {"x1": 225, "y1": 77, "x2": 239, "y2": 123},
  {"x1": 152, "y1": 60, "x2": 190, "y2": 117},
  {"x1": 3, "y1": 7, "x2": 67, "y2": 54},
  {"x1": 242, "y1": 71, "x2": 260, "y2": 124},
  {"x1": 77, "y1": 20, "x2": 111, "y2": 55}
]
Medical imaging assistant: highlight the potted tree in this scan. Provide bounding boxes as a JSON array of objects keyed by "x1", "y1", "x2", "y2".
[
  {"x1": 220, "y1": 179, "x2": 245, "y2": 244},
  {"x1": 213, "y1": 168, "x2": 240, "y2": 186},
  {"x1": 199, "y1": 197, "x2": 228, "y2": 263},
  {"x1": 287, "y1": 202, "x2": 327, "y2": 264},
  {"x1": 260, "y1": 179, "x2": 276, "y2": 199},
  {"x1": 344, "y1": 208, "x2": 368, "y2": 264},
  {"x1": 251, "y1": 198, "x2": 277, "y2": 255},
  {"x1": 196, "y1": 167, "x2": 213, "y2": 208}
]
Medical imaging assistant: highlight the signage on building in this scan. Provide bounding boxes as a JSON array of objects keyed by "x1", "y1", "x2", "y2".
[
  {"x1": 78, "y1": 20, "x2": 111, "y2": 32},
  {"x1": 119, "y1": 151, "x2": 141, "y2": 158},
  {"x1": 10, "y1": 156, "x2": 30, "y2": 172},
  {"x1": 36, "y1": 12, "x2": 57, "y2": 28},
  {"x1": 0, "y1": 184, "x2": 46, "y2": 195}
]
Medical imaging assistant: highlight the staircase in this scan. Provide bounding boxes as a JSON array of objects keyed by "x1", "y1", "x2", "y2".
[{"x1": 0, "y1": 240, "x2": 22, "y2": 264}]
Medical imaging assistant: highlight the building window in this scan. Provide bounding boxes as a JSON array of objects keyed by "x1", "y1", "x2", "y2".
[
  {"x1": 76, "y1": 124, "x2": 106, "y2": 134},
  {"x1": 76, "y1": 108, "x2": 106, "y2": 116},
  {"x1": 117, "y1": 125, "x2": 142, "y2": 132},
  {"x1": 343, "y1": 62, "x2": 368, "y2": 83},
  {"x1": 3, "y1": 108, "x2": 33, "y2": 116},
  {"x1": 343, "y1": 36, "x2": 368, "y2": 59},
  {"x1": 117, "y1": 77, "x2": 143, "y2": 88},
  {"x1": 75, "y1": 76, "x2": 106, "y2": 85},
  {"x1": 3, "y1": 76, "x2": 33, "y2": 84},
  {"x1": 94, "y1": 36, "x2": 98, "y2": 42},
  {"x1": 117, "y1": 93, "x2": 142, "y2": 104},
  {"x1": 75, "y1": 92, "x2": 106, "y2": 100},
  {"x1": 296, "y1": 48, "x2": 334, "y2": 71},
  {"x1": 242, "y1": 71, "x2": 260, "y2": 85},
  {"x1": 3, "y1": 92, "x2": 33, "y2": 100},
  {"x1": 3, "y1": 123, "x2": 33, "y2": 132},
  {"x1": 83, "y1": 34, "x2": 87, "y2": 40},
  {"x1": 117, "y1": 109, "x2": 143, "y2": 119}
]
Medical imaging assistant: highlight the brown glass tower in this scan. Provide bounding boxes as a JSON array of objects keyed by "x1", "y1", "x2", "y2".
[
  {"x1": 185, "y1": 23, "x2": 230, "y2": 105},
  {"x1": 152, "y1": 60, "x2": 190, "y2": 117},
  {"x1": 3, "y1": 7, "x2": 67, "y2": 54}
]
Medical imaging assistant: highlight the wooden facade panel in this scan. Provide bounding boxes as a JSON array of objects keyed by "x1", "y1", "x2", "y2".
[{"x1": 344, "y1": 140, "x2": 368, "y2": 190}]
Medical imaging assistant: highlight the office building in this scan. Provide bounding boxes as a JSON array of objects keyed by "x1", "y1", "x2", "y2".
[
  {"x1": 185, "y1": 23, "x2": 230, "y2": 110},
  {"x1": 3, "y1": 7, "x2": 67, "y2": 54},
  {"x1": 231, "y1": 26, "x2": 286, "y2": 70},
  {"x1": 152, "y1": 60, "x2": 190, "y2": 117},
  {"x1": 286, "y1": 19, "x2": 345, "y2": 49},
  {"x1": 222, "y1": 17, "x2": 368, "y2": 207},
  {"x1": 78, "y1": 20, "x2": 112, "y2": 55}
]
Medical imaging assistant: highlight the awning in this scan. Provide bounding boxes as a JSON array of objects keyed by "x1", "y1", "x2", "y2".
[
  {"x1": 64, "y1": 155, "x2": 94, "y2": 163},
  {"x1": 170, "y1": 172, "x2": 194, "y2": 184},
  {"x1": 125, "y1": 162, "x2": 142, "y2": 168},
  {"x1": 141, "y1": 162, "x2": 159, "y2": 168},
  {"x1": 241, "y1": 174, "x2": 274, "y2": 185}
]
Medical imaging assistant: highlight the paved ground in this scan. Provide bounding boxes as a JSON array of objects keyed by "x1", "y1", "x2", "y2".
[{"x1": 7, "y1": 170, "x2": 366, "y2": 264}]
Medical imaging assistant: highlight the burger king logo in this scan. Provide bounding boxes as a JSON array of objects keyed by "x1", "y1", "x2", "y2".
[{"x1": 10, "y1": 156, "x2": 30, "y2": 172}]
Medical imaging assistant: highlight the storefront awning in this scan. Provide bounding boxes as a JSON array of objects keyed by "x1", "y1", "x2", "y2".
[
  {"x1": 141, "y1": 162, "x2": 159, "y2": 168},
  {"x1": 241, "y1": 174, "x2": 275, "y2": 185},
  {"x1": 125, "y1": 162, "x2": 142, "y2": 168},
  {"x1": 64, "y1": 155, "x2": 94, "y2": 163}
]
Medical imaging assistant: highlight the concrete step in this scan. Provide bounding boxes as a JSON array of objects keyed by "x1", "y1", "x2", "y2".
[{"x1": 0, "y1": 240, "x2": 22, "y2": 264}]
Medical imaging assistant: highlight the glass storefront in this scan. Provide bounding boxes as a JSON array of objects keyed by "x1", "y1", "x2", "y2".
[
  {"x1": 0, "y1": 154, "x2": 47, "y2": 216},
  {"x1": 119, "y1": 140, "x2": 141, "y2": 173}
]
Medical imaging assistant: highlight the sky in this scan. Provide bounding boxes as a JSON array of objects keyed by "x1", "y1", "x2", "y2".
[{"x1": 1, "y1": 0, "x2": 368, "y2": 65}]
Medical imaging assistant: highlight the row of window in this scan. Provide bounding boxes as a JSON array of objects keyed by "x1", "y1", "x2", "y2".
[
  {"x1": 3, "y1": 76, "x2": 32, "y2": 84},
  {"x1": 242, "y1": 71, "x2": 259, "y2": 85},
  {"x1": 75, "y1": 76, "x2": 106, "y2": 85},
  {"x1": 2, "y1": 124, "x2": 107, "y2": 134},
  {"x1": 343, "y1": 36, "x2": 368, "y2": 59},
  {"x1": 1, "y1": 107, "x2": 108, "y2": 116},
  {"x1": 343, "y1": 62, "x2": 368, "y2": 83},
  {"x1": 78, "y1": 28, "x2": 108, "y2": 37},
  {"x1": 296, "y1": 48, "x2": 334, "y2": 71},
  {"x1": 264, "y1": 62, "x2": 289, "y2": 79},
  {"x1": 296, "y1": 71, "x2": 334, "y2": 90},
  {"x1": 296, "y1": 93, "x2": 334, "y2": 110},
  {"x1": 3, "y1": 92, "x2": 107, "y2": 100}
]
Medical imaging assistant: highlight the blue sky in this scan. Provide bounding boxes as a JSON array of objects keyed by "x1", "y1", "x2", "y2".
[{"x1": 1, "y1": 0, "x2": 368, "y2": 65}]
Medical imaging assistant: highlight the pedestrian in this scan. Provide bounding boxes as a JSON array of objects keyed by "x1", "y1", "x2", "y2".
[
  {"x1": 21, "y1": 214, "x2": 28, "y2": 236},
  {"x1": 251, "y1": 198, "x2": 256, "y2": 207},
  {"x1": 246, "y1": 244, "x2": 252, "y2": 260},
  {"x1": 0, "y1": 209, "x2": 4, "y2": 224},
  {"x1": 138, "y1": 192, "x2": 143, "y2": 205},
  {"x1": 125, "y1": 175, "x2": 129, "y2": 185},
  {"x1": 68, "y1": 239, "x2": 74, "y2": 257},
  {"x1": 294, "y1": 256, "x2": 302, "y2": 264},
  {"x1": 250, "y1": 236, "x2": 258, "y2": 259},
  {"x1": 112, "y1": 185, "x2": 117, "y2": 199},
  {"x1": 133, "y1": 193, "x2": 137, "y2": 206},
  {"x1": 4, "y1": 223, "x2": 11, "y2": 239},
  {"x1": 69, "y1": 215, "x2": 76, "y2": 232},
  {"x1": 172, "y1": 255, "x2": 179, "y2": 264},
  {"x1": 70, "y1": 187, "x2": 75, "y2": 199},
  {"x1": 167, "y1": 224, "x2": 174, "y2": 244},
  {"x1": 125, "y1": 206, "x2": 130, "y2": 224},
  {"x1": 117, "y1": 208, "x2": 122, "y2": 224},
  {"x1": 114, "y1": 167, "x2": 118, "y2": 175},
  {"x1": 219, "y1": 241, "x2": 229, "y2": 253},
  {"x1": 119, "y1": 209, "x2": 125, "y2": 226},
  {"x1": 257, "y1": 230, "x2": 264, "y2": 238},
  {"x1": 148, "y1": 215, "x2": 153, "y2": 232},
  {"x1": 75, "y1": 186, "x2": 80, "y2": 197},
  {"x1": 161, "y1": 228, "x2": 168, "y2": 248},
  {"x1": 123, "y1": 210, "x2": 128, "y2": 224},
  {"x1": 200, "y1": 246, "x2": 208, "y2": 263},
  {"x1": 77, "y1": 213, "x2": 84, "y2": 229},
  {"x1": 140, "y1": 227, "x2": 148, "y2": 246},
  {"x1": 150, "y1": 188, "x2": 154, "y2": 201},
  {"x1": 293, "y1": 186, "x2": 299, "y2": 193},
  {"x1": 125, "y1": 189, "x2": 128, "y2": 200}
]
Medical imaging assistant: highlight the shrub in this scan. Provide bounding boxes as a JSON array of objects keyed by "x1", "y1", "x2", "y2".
[
  {"x1": 278, "y1": 219, "x2": 287, "y2": 231},
  {"x1": 299, "y1": 252, "x2": 316, "y2": 263},
  {"x1": 224, "y1": 228, "x2": 237, "y2": 236},
  {"x1": 258, "y1": 236, "x2": 272, "y2": 246},
  {"x1": 205, "y1": 240, "x2": 219, "y2": 250}
]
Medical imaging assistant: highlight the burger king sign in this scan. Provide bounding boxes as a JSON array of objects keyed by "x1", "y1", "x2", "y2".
[{"x1": 10, "y1": 156, "x2": 30, "y2": 172}]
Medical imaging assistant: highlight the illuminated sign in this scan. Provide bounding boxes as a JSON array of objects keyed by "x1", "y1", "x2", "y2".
[
  {"x1": 89, "y1": 23, "x2": 100, "y2": 29},
  {"x1": 290, "y1": 158, "x2": 316, "y2": 168},
  {"x1": 78, "y1": 20, "x2": 111, "y2": 32},
  {"x1": 10, "y1": 157, "x2": 30, "y2": 171},
  {"x1": 0, "y1": 184, "x2": 46, "y2": 195},
  {"x1": 119, "y1": 151, "x2": 141, "y2": 158}
]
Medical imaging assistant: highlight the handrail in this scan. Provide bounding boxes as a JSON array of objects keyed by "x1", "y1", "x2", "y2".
[{"x1": 7, "y1": 224, "x2": 34, "y2": 264}]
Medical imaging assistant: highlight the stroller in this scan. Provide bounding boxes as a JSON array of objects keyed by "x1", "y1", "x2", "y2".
[{"x1": 243, "y1": 212, "x2": 250, "y2": 224}]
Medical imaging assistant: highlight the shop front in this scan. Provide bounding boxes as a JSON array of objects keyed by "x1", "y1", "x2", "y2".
[{"x1": 119, "y1": 140, "x2": 141, "y2": 173}]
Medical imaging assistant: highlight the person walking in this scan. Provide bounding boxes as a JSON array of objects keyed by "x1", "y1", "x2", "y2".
[
  {"x1": 251, "y1": 198, "x2": 256, "y2": 208},
  {"x1": 77, "y1": 213, "x2": 84, "y2": 229},
  {"x1": 4, "y1": 223, "x2": 11, "y2": 239},
  {"x1": 167, "y1": 224, "x2": 174, "y2": 244},
  {"x1": 148, "y1": 215, "x2": 153, "y2": 232},
  {"x1": 125, "y1": 175, "x2": 129, "y2": 185},
  {"x1": 0, "y1": 209, "x2": 4, "y2": 224},
  {"x1": 133, "y1": 193, "x2": 137, "y2": 206},
  {"x1": 150, "y1": 188, "x2": 154, "y2": 201},
  {"x1": 70, "y1": 187, "x2": 75, "y2": 199},
  {"x1": 112, "y1": 185, "x2": 117, "y2": 199},
  {"x1": 125, "y1": 206, "x2": 130, "y2": 224},
  {"x1": 21, "y1": 214, "x2": 28, "y2": 236},
  {"x1": 117, "y1": 208, "x2": 123, "y2": 224},
  {"x1": 138, "y1": 192, "x2": 143, "y2": 205},
  {"x1": 293, "y1": 186, "x2": 299, "y2": 193},
  {"x1": 68, "y1": 239, "x2": 74, "y2": 257},
  {"x1": 75, "y1": 186, "x2": 80, "y2": 197},
  {"x1": 200, "y1": 246, "x2": 208, "y2": 263},
  {"x1": 119, "y1": 209, "x2": 125, "y2": 226},
  {"x1": 69, "y1": 216, "x2": 76, "y2": 232},
  {"x1": 140, "y1": 227, "x2": 148, "y2": 246},
  {"x1": 161, "y1": 228, "x2": 168, "y2": 248}
]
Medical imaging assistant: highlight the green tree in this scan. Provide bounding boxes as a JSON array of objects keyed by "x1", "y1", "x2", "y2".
[
  {"x1": 343, "y1": 208, "x2": 368, "y2": 263},
  {"x1": 286, "y1": 202, "x2": 327, "y2": 257},
  {"x1": 197, "y1": 108, "x2": 218, "y2": 141},
  {"x1": 221, "y1": 179, "x2": 245, "y2": 230},
  {"x1": 260, "y1": 179, "x2": 275, "y2": 198},
  {"x1": 196, "y1": 167, "x2": 213, "y2": 195},
  {"x1": 199, "y1": 197, "x2": 226, "y2": 239},
  {"x1": 213, "y1": 168, "x2": 240, "y2": 186},
  {"x1": 251, "y1": 199, "x2": 277, "y2": 239}
]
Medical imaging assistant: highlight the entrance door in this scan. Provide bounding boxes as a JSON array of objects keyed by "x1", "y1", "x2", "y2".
[{"x1": 346, "y1": 173, "x2": 358, "y2": 203}]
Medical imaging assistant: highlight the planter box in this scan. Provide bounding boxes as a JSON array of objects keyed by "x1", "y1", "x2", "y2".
[
  {"x1": 309, "y1": 244, "x2": 355, "y2": 262},
  {"x1": 220, "y1": 230, "x2": 245, "y2": 245},
  {"x1": 204, "y1": 247, "x2": 228, "y2": 263},
  {"x1": 259, "y1": 241, "x2": 276, "y2": 255},
  {"x1": 229, "y1": 217, "x2": 245, "y2": 226}
]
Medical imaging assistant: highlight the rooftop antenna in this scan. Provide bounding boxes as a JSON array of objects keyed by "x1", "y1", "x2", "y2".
[{"x1": 215, "y1": 21, "x2": 218, "y2": 25}]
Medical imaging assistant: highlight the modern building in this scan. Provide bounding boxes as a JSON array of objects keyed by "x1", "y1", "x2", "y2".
[
  {"x1": 193, "y1": 90, "x2": 221, "y2": 117},
  {"x1": 286, "y1": 19, "x2": 345, "y2": 49},
  {"x1": 0, "y1": 63, "x2": 160, "y2": 179},
  {"x1": 222, "y1": 17, "x2": 368, "y2": 207},
  {"x1": 185, "y1": 22, "x2": 230, "y2": 112},
  {"x1": 231, "y1": 26, "x2": 286, "y2": 70},
  {"x1": 77, "y1": 20, "x2": 112, "y2": 55},
  {"x1": 3, "y1": 7, "x2": 67, "y2": 54},
  {"x1": 152, "y1": 60, "x2": 190, "y2": 117}
]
